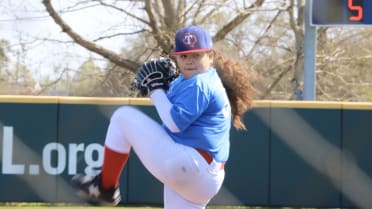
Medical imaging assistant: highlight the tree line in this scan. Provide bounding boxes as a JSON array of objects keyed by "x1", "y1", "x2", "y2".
[{"x1": 0, "y1": 0, "x2": 371, "y2": 101}]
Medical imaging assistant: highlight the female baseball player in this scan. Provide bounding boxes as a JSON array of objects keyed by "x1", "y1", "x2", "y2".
[{"x1": 71, "y1": 25, "x2": 257, "y2": 209}]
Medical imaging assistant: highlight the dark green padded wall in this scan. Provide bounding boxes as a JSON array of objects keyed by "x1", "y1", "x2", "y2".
[
  {"x1": 0, "y1": 103, "x2": 58, "y2": 202},
  {"x1": 211, "y1": 108, "x2": 270, "y2": 206},
  {"x1": 342, "y1": 109, "x2": 372, "y2": 208},
  {"x1": 269, "y1": 108, "x2": 341, "y2": 207},
  {"x1": 1, "y1": 98, "x2": 372, "y2": 208}
]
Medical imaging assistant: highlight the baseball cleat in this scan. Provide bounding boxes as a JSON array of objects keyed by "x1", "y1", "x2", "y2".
[{"x1": 71, "y1": 174, "x2": 121, "y2": 206}]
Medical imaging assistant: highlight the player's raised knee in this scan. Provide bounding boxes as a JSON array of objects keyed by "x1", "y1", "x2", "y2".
[{"x1": 111, "y1": 106, "x2": 139, "y2": 123}]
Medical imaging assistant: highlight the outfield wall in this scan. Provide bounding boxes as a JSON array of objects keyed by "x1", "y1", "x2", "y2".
[{"x1": 0, "y1": 96, "x2": 372, "y2": 208}]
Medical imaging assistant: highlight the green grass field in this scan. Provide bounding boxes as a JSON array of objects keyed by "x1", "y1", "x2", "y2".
[
  {"x1": 0, "y1": 207, "x2": 263, "y2": 209},
  {"x1": 0, "y1": 203, "x2": 264, "y2": 209},
  {"x1": 0, "y1": 207, "x2": 255, "y2": 209},
  {"x1": 0, "y1": 206, "x2": 257, "y2": 209},
  {"x1": 0, "y1": 203, "x2": 268, "y2": 209}
]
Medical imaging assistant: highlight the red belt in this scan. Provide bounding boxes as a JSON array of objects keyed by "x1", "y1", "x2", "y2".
[{"x1": 195, "y1": 148, "x2": 225, "y2": 169}]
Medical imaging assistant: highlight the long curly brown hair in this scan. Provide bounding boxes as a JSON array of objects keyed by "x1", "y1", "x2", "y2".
[{"x1": 212, "y1": 49, "x2": 258, "y2": 130}]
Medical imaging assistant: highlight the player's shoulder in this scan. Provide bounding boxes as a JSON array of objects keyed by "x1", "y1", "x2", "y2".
[{"x1": 194, "y1": 68, "x2": 218, "y2": 83}]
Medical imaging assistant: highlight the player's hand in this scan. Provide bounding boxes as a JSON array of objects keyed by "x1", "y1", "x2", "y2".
[{"x1": 133, "y1": 57, "x2": 178, "y2": 97}]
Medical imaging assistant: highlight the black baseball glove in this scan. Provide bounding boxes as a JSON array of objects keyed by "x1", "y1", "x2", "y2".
[{"x1": 133, "y1": 57, "x2": 178, "y2": 97}]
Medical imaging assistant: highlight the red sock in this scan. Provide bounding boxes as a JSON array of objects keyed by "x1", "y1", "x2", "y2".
[{"x1": 101, "y1": 146, "x2": 129, "y2": 190}]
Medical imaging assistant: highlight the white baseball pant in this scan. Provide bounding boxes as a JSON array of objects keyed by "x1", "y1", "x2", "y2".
[{"x1": 104, "y1": 106, "x2": 225, "y2": 209}]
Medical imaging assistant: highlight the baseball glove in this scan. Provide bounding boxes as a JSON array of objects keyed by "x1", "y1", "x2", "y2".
[{"x1": 133, "y1": 57, "x2": 178, "y2": 97}]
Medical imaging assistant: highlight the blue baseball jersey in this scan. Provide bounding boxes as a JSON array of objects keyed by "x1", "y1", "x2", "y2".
[{"x1": 164, "y1": 68, "x2": 231, "y2": 162}]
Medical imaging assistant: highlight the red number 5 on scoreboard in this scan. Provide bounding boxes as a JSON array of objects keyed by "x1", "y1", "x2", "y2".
[{"x1": 348, "y1": 0, "x2": 363, "y2": 21}]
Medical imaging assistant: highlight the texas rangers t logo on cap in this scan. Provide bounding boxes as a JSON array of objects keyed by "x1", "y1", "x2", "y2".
[
  {"x1": 183, "y1": 32, "x2": 198, "y2": 48},
  {"x1": 172, "y1": 25, "x2": 213, "y2": 55}
]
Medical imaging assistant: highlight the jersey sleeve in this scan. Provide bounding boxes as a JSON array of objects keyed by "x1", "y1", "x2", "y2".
[
  {"x1": 150, "y1": 89, "x2": 181, "y2": 132},
  {"x1": 170, "y1": 85, "x2": 209, "y2": 131}
]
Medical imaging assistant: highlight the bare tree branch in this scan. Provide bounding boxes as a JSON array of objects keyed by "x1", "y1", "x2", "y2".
[
  {"x1": 161, "y1": 0, "x2": 178, "y2": 29},
  {"x1": 261, "y1": 65, "x2": 293, "y2": 99},
  {"x1": 36, "y1": 67, "x2": 70, "y2": 95},
  {"x1": 287, "y1": 0, "x2": 305, "y2": 99},
  {"x1": 194, "y1": 0, "x2": 227, "y2": 25},
  {"x1": 213, "y1": 0, "x2": 265, "y2": 42},
  {"x1": 93, "y1": 30, "x2": 146, "y2": 42},
  {"x1": 42, "y1": 0, "x2": 139, "y2": 72},
  {"x1": 144, "y1": 0, "x2": 173, "y2": 53},
  {"x1": 246, "y1": 10, "x2": 282, "y2": 57},
  {"x1": 95, "y1": 0, "x2": 150, "y2": 25}
]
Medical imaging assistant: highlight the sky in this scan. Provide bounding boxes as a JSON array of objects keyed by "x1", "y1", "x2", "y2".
[{"x1": 0, "y1": 0, "x2": 133, "y2": 81}]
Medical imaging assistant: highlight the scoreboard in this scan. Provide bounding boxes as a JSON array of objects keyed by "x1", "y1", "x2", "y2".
[{"x1": 311, "y1": 0, "x2": 372, "y2": 25}]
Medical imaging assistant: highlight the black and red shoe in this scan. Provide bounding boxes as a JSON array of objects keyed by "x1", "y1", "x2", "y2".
[{"x1": 71, "y1": 174, "x2": 121, "y2": 206}]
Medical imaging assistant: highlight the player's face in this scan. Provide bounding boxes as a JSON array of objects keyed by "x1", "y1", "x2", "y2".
[{"x1": 175, "y1": 51, "x2": 213, "y2": 79}]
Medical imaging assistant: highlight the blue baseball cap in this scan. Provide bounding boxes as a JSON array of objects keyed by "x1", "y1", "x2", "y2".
[{"x1": 171, "y1": 25, "x2": 213, "y2": 55}]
